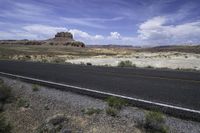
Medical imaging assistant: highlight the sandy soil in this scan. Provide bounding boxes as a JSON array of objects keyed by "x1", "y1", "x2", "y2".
[{"x1": 66, "y1": 52, "x2": 200, "y2": 70}]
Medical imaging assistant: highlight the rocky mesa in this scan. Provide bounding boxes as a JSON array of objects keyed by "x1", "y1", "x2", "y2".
[
  {"x1": 46, "y1": 32, "x2": 85, "y2": 47},
  {"x1": 0, "y1": 32, "x2": 85, "y2": 47}
]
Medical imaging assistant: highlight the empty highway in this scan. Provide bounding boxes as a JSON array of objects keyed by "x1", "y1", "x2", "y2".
[{"x1": 0, "y1": 60, "x2": 200, "y2": 111}]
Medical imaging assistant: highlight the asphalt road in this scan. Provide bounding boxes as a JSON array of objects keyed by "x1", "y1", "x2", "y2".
[{"x1": 0, "y1": 60, "x2": 200, "y2": 110}]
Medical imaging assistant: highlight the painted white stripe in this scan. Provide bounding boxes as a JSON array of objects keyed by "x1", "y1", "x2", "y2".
[{"x1": 0, "y1": 71, "x2": 200, "y2": 114}]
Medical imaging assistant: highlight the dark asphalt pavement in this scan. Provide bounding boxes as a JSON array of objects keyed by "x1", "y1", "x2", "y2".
[{"x1": 0, "y1": 60, "x2": 200, "y2": 110}]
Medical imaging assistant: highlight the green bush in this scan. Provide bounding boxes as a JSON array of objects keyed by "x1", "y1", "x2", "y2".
[
  {"x1": 118, "y1": 60, "x2": 133, "y2": 67},
  {"x1": 145, "y1": 111, "x2": 169, "y2": 133},
  {"x1": 106, "y1": 96, "x2": 127, "y2": 109},
  {"x1": 32, "y1": 84, "x2": 39, "y2": 92},
  {"x1": 106, "y1": 107, "x2": 118, "y2": 117},
  {"x1": 0, "y1": 113, "x2": 12, "y2": 133}
]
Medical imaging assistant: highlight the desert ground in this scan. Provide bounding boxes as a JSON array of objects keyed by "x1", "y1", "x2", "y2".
[
  {"x1": 0, "y1": 44, "x2": 200, "y2": 71},
  {"x1": 1, "y1": 76, "x2": 200, "y2": 133}
]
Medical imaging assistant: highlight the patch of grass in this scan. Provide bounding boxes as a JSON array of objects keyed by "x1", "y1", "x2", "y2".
[
  {"x1": 118, "y1": 60, "x2": 132, "y2": 67},
  {"x1": 106, "y1": 107, "x2": 118, "y2": 117},
  {"x1": 32, "y1": 84, "x2": 39, "y2": 92},
  {"x1": 82, "y1": 108, "x2": 102, "y2": 115},
  {"x1": 144, "y1": 111, "x2": 169, "y2": 133},
  {"x1": 17, "y1": 98, "x2": 29, "y2": 108},
  {"x1": 106, "y1": 96, "x2": 127, "y2": 109},
  {"x1": 0, "y1": 113, "x2": 12, "y2": 133}
]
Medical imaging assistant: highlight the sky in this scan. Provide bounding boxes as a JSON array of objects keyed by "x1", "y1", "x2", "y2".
[{"x1": 0, "y1": 0, "x2": 200, "y2": 46}]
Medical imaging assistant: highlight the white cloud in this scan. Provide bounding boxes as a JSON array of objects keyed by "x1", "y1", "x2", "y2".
[
  {"x1": 23, "y1": 24, "x2": 68, "y2": 38},
  {"x1": 69, "y1": 29, "x2": 104, "y2": 42},
  {"x1": 138, "y1": 16, "x2": 200, "y2": 44},
  {"x1": 0, "y1": 24, "x2": 138, "y2": 44},
  {"x1": 1, "y1": 17, "x2": 200, "y2": 45},
  {"x1": 108, "y1": 32, "x2": 121, "y2": 39}
]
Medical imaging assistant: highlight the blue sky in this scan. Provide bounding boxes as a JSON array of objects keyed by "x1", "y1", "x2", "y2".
[{"x1": 0, "y1": 0, "x2": 200, "y2": 45}]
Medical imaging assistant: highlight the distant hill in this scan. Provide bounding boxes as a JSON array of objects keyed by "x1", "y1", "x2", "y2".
[
  {"x1": 87, "y1": 44, "x2": 140, "y2": 48},
  {"x1": 137, "y1": 45, "x2": 200, "y2": 54}
]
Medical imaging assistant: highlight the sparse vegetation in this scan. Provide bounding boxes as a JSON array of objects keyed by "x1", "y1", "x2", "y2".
[
  {"x1": 82, "y1": 108, "x2": 102, "y2": 115},
  {"x1": 118, "y1": 60, "x2": 133, "y2": 67},
  {"x1": 144, "y1": 111, "x2": 169, "y2": 133},
  {"x1": 106, "y1": 96, "x2": 127, "y2": 110},
  {"x1": 146, "y1": 65, "x2": 154, "y2": 68},
  {"x1": 0, "y1": 113, "x2": 12, "y2": 133},
  {"x1": 86, "y1": 62, "x2": 92, "y2": 66},
  {"x1": 17, "y1": 98, "x2": 29, "y2": 108},
  {"x1": 32, "y1": 84, "x2": 39, "y2": 92},
  {"x1": 106, "y1": 107, "x2": 118, "y2": 117},
  {"x1": 105, "y1": 96, "x2": 128, "y2": 117}
]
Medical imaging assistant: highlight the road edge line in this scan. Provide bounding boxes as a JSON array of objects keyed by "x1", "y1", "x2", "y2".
[{"x1": 0, "y1": 71, "x2": 200, "y2": 121}]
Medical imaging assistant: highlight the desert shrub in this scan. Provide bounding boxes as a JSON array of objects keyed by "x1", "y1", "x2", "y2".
[
  {"x1": 118, "y1": 60, "x2": 132, "y2": 67},
  {"x1": 32, "y1": 84, "x2": 39, "y2": 92},
  {"x1": 0, "y1": 83, "x2": 11, "y2": 103},
  {"x1": 146, "y1": 65, "x2": 153, "y2": 68},
  {"x1": 82, "y1": 108, "x2": 102, "y2": 115},
  {"x1": 106, "y1": 107, "x2": 118, "y2": 117},
  {"x1": 17, "y1": 98, "x2": 29, "y2": 108},
  {"x1": 86, "y1": 62, "x2": 92, "y2": 66},
  {"x1": 145, "y1": 111, "x2": 169, "y2": 133},
  {"x1": 0, "y1": 113, "x2": 12, "y2": 133},
  {"x1": 106, "y1": 96, "x2": 127, "y2": 110}
]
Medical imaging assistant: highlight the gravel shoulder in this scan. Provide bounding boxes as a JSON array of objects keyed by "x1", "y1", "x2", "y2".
[{"x1": 1, "y1": 76, "x2": 200, "y2": 133}]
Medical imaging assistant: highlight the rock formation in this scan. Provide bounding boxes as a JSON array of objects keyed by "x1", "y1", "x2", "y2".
[
  {"x1": 0, "y1": 32, "x2": 85, "y2": 47},
  {"x1": 46, "y1": 32, "x2": 85, "y2": 47}
]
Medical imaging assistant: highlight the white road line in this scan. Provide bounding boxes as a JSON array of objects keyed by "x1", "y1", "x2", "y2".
[{"x1": 0, "y1": 71, "x2": 200, "y2": 114}]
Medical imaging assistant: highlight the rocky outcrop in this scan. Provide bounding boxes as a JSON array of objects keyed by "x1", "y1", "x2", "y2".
[{"x1": 46, "y1": 32, "x2": 85, "y2": 47}]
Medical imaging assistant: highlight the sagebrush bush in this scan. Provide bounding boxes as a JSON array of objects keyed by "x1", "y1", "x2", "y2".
[
  {"x1": 106, "y1": 107, "x2": 118, "y2": 117},
  {"x1": 32, "y1": 84, "x2": 39, "y2": 92},
  {"x1": 145, "y1": 111, "x2": 169, "y2": 133},
  {"x1": 118, "y1": 60, "x2": 133, "y2": 67},
  {"x1": 106, "y1": 96, "x2": 127, "y2": 109}
]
